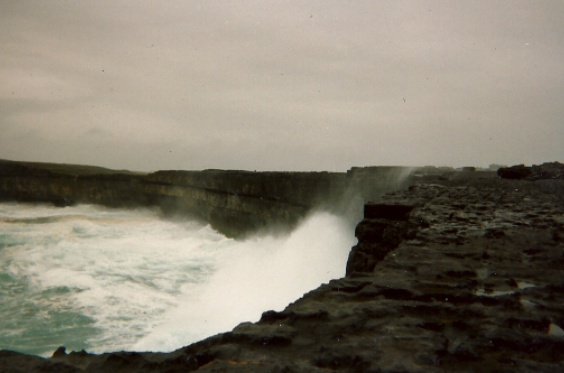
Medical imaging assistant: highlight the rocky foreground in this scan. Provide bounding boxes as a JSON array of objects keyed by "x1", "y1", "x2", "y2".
[{"x1": 1, "y1": 164, "x2": 563, "y2": 372}]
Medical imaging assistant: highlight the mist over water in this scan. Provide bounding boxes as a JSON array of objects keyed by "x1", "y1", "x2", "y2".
[{"x1": 0, "y1": 203, "x2": 355, "y2": 356}]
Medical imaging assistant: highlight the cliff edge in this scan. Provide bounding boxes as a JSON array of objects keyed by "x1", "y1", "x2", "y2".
[
  {"x1": 0, "y1": 159, "x2": 413, "y2": 237},
  {"x1": 0, "y1": 160, "x2": 344, "y2": 237}
]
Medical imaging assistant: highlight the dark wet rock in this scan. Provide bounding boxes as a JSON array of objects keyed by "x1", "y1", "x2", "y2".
[
  {"x1": 497, "y1": 164, "x2": 534, "y2": 179},
  {"x1": 362, "y1": 203, "x2": 415, "y2": 220},
  {"x1": 346, "y1": 204, "x2": 417, "y2": 275},
  {"x1": 52, "y1": 346, "x2": 67, "y2": 358},
  {"x1": 498, "y1": 161, "x2": 564, "y2": 180},
  {"x1": 0, "y1": 350, "x2": 81, "y2": 373}
]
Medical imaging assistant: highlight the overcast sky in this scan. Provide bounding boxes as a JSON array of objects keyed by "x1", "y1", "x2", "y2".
[{"x1": 1, "y1": 1, "x2": 563, "y2": 171}]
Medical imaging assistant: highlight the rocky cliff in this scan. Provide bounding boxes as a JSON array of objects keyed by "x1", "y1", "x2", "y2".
[
  {"x1": 0, "y1": 159, "x2": 414, "y2": 237},
  {"x1": 1, "y1": 163, "x2": 562, "y2": 372}
]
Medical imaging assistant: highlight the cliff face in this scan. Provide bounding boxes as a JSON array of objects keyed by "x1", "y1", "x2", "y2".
[
  {"x1": 141, "y1": 169, "x2": 349, "y2": 236},
  {"x1": 0, "y1": 160, "x2": 414, "y2": 237},
  {"x1": 0, "y1": 160, "x2": 148, "y2": 207}
]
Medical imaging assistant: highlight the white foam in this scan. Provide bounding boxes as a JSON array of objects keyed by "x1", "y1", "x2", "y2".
[
  {"x1": 132, "y1": 211, "x2": 355, "y2": 352},
  {"x1": 0, "y1": 203, "x2": 355, "y2": 355}
]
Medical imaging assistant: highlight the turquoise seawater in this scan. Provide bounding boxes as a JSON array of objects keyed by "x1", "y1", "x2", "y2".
[{"x1": 0, "y1": 202, "x2": 354, "y2": 357}]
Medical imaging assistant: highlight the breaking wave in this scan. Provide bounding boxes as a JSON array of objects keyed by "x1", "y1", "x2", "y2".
[{"x1": 0, "y1": 202, "x2": 355, "y2": 356}]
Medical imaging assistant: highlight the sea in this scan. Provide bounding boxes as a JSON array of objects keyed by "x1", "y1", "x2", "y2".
[{"x1": 0, "y1": 202, "x2": 355, "y2": 357}]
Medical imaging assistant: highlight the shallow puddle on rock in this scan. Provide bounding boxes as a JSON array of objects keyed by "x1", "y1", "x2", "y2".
[
  {"x1": 474, "y1": 288, "x2": 516, "y2": 297},
  {"x1": 548, "y1": 323, "x2": 564, "y2": 337},
  {"x1": 517, "y1": 281, "x2": 536, "y2": 289}
]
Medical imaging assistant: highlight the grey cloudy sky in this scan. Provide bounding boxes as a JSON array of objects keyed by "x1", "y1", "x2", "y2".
[{"x1": 1, "y1": 1, "x2": 563, "y2": 171}]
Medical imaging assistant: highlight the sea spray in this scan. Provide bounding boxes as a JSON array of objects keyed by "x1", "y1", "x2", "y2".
[
  {"x1": 132, "y1": 211, "x2": 355, "y2": 352},
  {"x1": 0, "y1": 203, "x2": 355, "y2": 356}
]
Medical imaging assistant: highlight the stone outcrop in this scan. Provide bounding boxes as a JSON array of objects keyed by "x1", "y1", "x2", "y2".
[
  {"x1": 497, "y1": 161, "x2": 564, "y2": 180},
  {"x1": 1, "y1": 164, "x2": 562, "y2": 372},
  {"x1": 345, "y1": 203, "x2": 417, "y2": 274}
]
